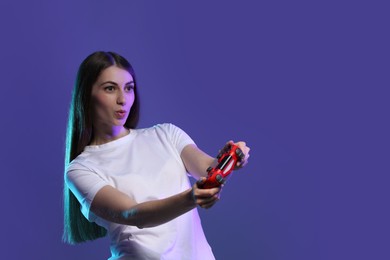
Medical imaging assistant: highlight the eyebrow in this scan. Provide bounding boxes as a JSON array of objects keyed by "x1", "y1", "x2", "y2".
[{"x1": 99, "y1": 80, "x2": 134, "y2": 86}]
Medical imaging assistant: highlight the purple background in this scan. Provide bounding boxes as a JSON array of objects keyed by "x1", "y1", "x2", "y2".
[{"x1": 0, "y1": 1, "x2": 388, "y2": 259}]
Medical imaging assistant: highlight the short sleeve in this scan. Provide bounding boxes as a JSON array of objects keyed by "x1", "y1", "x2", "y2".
[
  {"x1": 65, "y1": 163, "x2": 108, "y2": 222},
  {"x1": 164, "y1": 123, "x2": 195, "y2": 154}
]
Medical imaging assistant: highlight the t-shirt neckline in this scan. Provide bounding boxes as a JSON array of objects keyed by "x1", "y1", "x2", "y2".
[{"x1": 84, "y1": 129, "x2": 136, "y2": 151}]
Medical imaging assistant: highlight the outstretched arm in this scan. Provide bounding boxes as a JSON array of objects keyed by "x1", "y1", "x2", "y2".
[
  {"x1": 89, "y1": 141, "x2": 249, "y2": 229},
  {"x1": 90, "y1": 179, "x2": 220, "y2": 229}
]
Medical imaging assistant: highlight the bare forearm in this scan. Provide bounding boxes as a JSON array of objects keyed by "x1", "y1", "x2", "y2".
[
  {"x1": 94, "y1": 188, "x2": 196, "y2": 229},
  {"x1": 181, "y1": 144, "x2": 217, "y2": 179},
  {"x1": 127, "y1": 189, "x2": 196, "y2": 228}
]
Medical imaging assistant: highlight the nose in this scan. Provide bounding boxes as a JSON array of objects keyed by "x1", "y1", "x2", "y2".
[{"x1": 117, "y1": 90, "x2": 126, "y2": 105}]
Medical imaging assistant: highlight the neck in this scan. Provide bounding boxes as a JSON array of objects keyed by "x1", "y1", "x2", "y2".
[{"x1": 91, "y1": 126, "x2": 130, "y2": 145}]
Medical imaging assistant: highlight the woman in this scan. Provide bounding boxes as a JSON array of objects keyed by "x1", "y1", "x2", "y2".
[{"x1": 63, "y1": 51, "x2": 250, "y2": 260}]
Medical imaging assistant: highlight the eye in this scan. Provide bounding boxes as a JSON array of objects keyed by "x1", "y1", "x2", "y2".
[
  {"x1": 104, "y1": 86, "x2": 115, "y2": 92},
  {"x1": 125, "y1": 85, "x2": 135, "y2": 92}
]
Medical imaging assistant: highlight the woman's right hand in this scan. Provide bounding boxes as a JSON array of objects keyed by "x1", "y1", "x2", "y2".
[{"x1": 191, "y1": 177, "x2": 221, "y2": 209}]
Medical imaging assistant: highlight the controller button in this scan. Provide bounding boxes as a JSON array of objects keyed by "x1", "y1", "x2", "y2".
[
  {"x1": 236, "y1": 148, "x2": 245, "y2": 161},
  {"x1": 216, "y1": 174, "x2": 225, "y2": 184}
]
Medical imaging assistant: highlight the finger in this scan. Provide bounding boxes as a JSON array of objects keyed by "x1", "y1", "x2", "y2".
[
  {"x1": 197, "y1": 195, "x2": 218, "y2": 205},
  {"x1": 236, "y1": 141, "x2": 246, "y2": 147},
  {"x1": 198, "y1": 195, "x2": 220, "y2": 208},
  {"x1": 200, "y1": 201, "x2": 217, "y2": 209},
  {"x1": 196, "y1": 177, "x2": 206, "y2": 187},
  {"x1": 195, "y1": 187, "x2": 220, "y2": 198},
  {"x1": 235, "y1": 156, "x2": 249, "y2": 168}
]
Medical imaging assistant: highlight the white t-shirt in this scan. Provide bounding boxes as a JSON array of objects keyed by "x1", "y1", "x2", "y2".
[{"x1": 66, "y1": 123, "x2": 215, "y2": 260}]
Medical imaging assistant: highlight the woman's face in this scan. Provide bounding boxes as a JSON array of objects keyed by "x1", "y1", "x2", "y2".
[{"x1": 91, "y1": 65, "x2": 135, "y2": 129}]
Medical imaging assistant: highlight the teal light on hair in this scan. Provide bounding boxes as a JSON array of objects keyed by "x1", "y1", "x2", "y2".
[{"x1": 62, "y1": 75, "x2": 107, "y2": 244}]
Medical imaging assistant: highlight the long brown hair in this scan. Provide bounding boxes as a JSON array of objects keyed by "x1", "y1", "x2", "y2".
[{"x1": 63, "y1": 51, "x2": 140, "y2": 244}]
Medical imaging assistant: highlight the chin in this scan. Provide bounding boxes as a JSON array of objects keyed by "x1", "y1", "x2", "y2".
[{"x1": 114, "y1": 120, "x2": 127, "y2": 126}]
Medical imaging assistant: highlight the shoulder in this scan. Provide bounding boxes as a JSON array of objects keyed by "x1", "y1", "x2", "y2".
[
  {"x1": 66, "y1": 151, "x2": 93, "y2": 172},
  {"x1": 65, "y1": 160, "x2": 91, "y2": 181},
  {"x1": 135, "y1": 123, "x2": 194, "y2": 149},
  {"x1": 138, "y1": 123, "x2": 184, "y2": 135},
  {"x1": 65, "y1": 155, "x2": 99, "y2": 185},
  {"x1": 67, "y1": 160, "x2": 88, "y2": 172},
  {"x1": 155, "y1": 123, "x2": 187, "y2": 133}
]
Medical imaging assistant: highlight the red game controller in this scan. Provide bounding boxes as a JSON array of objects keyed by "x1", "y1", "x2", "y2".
[{"x1": 199, "y1": 144, "x2": 245, "y2": 189}]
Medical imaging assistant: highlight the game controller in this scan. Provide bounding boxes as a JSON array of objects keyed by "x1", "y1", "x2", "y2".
[{"x1": 199, "y1": 144, "x2": 245, "y2": 189}]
